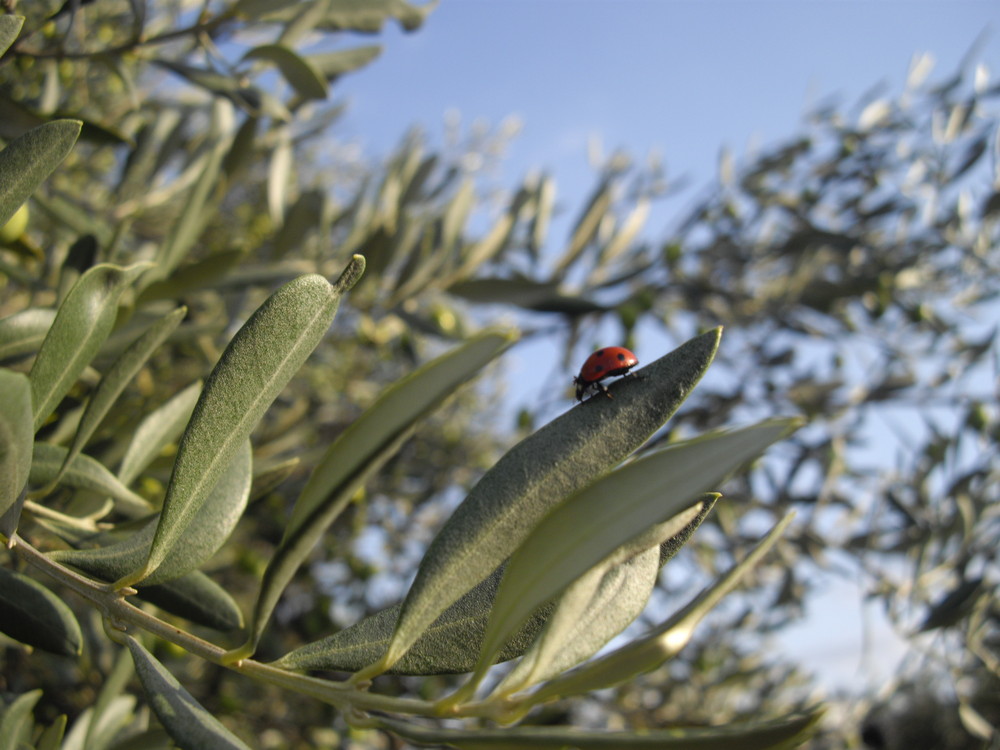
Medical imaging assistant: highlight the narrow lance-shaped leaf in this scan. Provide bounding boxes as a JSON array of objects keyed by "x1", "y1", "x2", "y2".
[
  {"x1": 0, "y1": 371, "x2": 32, "y2": 533},
  {"x1": 492, "y1": 495, "x2": 718, "y2": 697},
  {"x1": 51, "y1": 439, "x2": 252, "y2": 586},
  {"x1": 0, "y1": 119, "x2": 81, "y2": 228},
  {"x1": 231, "y1": 331, "x2": 515, "y2": 660},
  {"x1": 117, "y1": 381, "x2": 201, "y2": 487},
  {"x1": 462, "y1": 419, "x2": 801, "y2": 699},
  {"x1": 351, "y1": 327, "x2": 722, "y2": 681},
  {"x1": 0, "y1": 689, "x2": 42, "y2": 750},
  {"x1": 60, "y1": 307, "x2": 186, "y2": 479},
  {"x1": 125, "y1": 636, "x2": 252, "y2": 750},
  {"x1": 0, "y1": 567, "x2": 82, "y2": 657},
  {"x1": 242, "y1": 45, "x2": 328, "y2": 100},
  {"x1": 114, "y1": 256, "x2": 365, "y2": 589},
  {"x1": 525, "y1": 513, "x2": 796, "y2": 707},
  {"x1": 29, "y1": 262, "x2": 152, "y2": 433},
  {"x1": 30, "y1": 443, "x2": 153, "y2": 518},
  {"x1": 273, "y1": 498, "x2": 716, "y2": 675}
]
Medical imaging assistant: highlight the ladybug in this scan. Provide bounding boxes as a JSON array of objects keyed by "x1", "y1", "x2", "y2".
[{"x1": 574, "y1": 346, "x2": 638, "y2": 401}]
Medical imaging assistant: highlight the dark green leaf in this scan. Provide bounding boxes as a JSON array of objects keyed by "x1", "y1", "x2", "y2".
[
  {"x1": 126, "y1": 637, "x2": 252, "y2": 750},
  {"x1": 0, "y1": 567, "x2": 82, "y2": 656},
  {"x1": 0, "y1": 16, "x2": 23, "y2": 58},
  {"x1": 243, "y1": 45, "x2": 328, "y2": 100}
]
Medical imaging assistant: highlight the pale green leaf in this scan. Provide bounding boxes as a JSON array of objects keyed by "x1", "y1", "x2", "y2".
[
  {"x1": 471, "y1": 419, "x2": 800, "y2": 685},
  {"x1": 243, "y1": 44, "x2": 328, "y2": 100},
  {"x1": 554, "y1": 177, "x2": 612, "y2": 274},
  {"x1": 354, "y1": 328, "x2": 722, "y2": 679},
  {"x1": 237, "y1": 331, "x2": 514, "y2": 658},
  {"x1": 307, "y1": 46, "x2": 382, "y2": 80},
  {"x1": 0, "y1": 16, "x2": 23, "y2": 58},
  {"x1": 125, "y1": 636, "x2": 252, "y2": 750},
  {"x1": 0, "y1": 308, "x2": 56, "y2": 361},
  {"x1": 0, "y1": 371, "x2": 32, "y2": 531},
  {"x1": 0, "y1": 689, "x2": 42, "y2": 750},
  {"x1": 52, "y1": 439, "x2": 252, "y2": 586},
  {"x1": 0, "y1": 567, "x2": 82, "y2": 656},
  {"x1": 118, "y1": 381, "x2": 202, "y2": 487},
  {"x1": 85, "y1": 650, "x2": 134, "y2": 750},
  {"x1": 60, "y1": 307, "x2": 186, "y2": 478},
  {"x1": 29, "y1": 262, "x2": 152, "y2": 432},
  {"x1": 35, "y1": 713, "x2": 67, "y2": 750},
  {"x1": 30, "y1": 443, "x2": 154, "y2": 517},
  {"x1": 0, "y1": 119, "x2": 81, "y2": 229},
  {"x1": 527, "y1": 514, "x2": 795, "y2": 704},
  {"x1": 116, "y1": 258, "x2": 364, "y2": 588}
]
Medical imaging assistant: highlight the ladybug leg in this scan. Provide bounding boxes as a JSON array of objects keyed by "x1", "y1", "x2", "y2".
[{"x1": 595, "y1": 381, "x2": 613, "y2": 400}]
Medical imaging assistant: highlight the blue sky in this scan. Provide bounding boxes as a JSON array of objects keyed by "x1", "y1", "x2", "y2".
[{"x1": 328, "y1": 2, "x2": 999, "y2": 693}]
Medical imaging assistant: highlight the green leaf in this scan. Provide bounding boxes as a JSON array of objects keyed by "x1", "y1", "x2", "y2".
[
  {"x1": 29, "y1": 262, "x2": 152, "y2": 433},
  {"x1": 468, "y1": 419, "x2": 801, "y2": 689},
  {"x1": 378, "y1": 708, "x2": 822, "y2": 750},
  {"x1": 243, "y1": 45, "x2": 328, "y2": 100},
  {"x1": 138, "y1": 251, "x2": 247, "y2": 304},
  {"x1": 273, "y1": 566, "x2": 554, "y2": 675},
  {"x1": 51, "y1": 439, "x2": 252, "y2": 586},
  {"x1": 0, "y1": 689, "x2": 42, "y2": 750},
  {"x1": 30, "y1": 443, "x2": 154, "y2": 517},
  {"x1": 136, "y1": 571, "x2": 244, "y2": 632},
  {"x1": 0, "y1": 119, "x2": 81, "y2": 229},
  {"x1": 318, "y1": 0, "x2": 438, "y2": 32},
  {"x1": 0, "y1": 16, "x2": 23, "y2": 58},
  {"x1": 527, "y1": 514, "x2": 796, "y2": 705},
  {"x1": 235, "y1": 331, "x2": 515, "y2": 659},
  {"x1": 0, "y1": 371, "x2": 32, "y2": 532},
  {"x1": 447, "y1": 278, "x2": 605, "y2": 314},
  {"x1": 60, "y1": 308, "x2": 186, "y2": 479},
  {"x1": 0, "y1": 308, "x2": 56, "y2": 362},
  {"x1": 554, "y1": 177, "x2": 612, "y2": 274},
  {"x1": 118, "y1": 381, "x2": 202, "y2": 487},
  {"x1": 491, "y1": 497, "x2": 718, "y2": 697},
  {"x1": 353, "y1": 328, "x2": 722, "y2": 680},
  {"x1": 115, "y1": 258, "x2": 364, "y2": 589},
  {"x1": 307, "y1": 46, "x2": 383, "y2": 81},
  {"x1": 85, "y1": 649, "x2": 134, "y2": 750},
  {"x1": 274, "y1": 500, "x2": 715, "y2": 676},
  {"x1": 35, "y1": 714, "x2": 67, "y2": 750},
  {"x1": 0, "y1": 567, "x2": 82, "y2": 656},
  {"x1": 125, "y1": 636, "x2": 252, "y2": 750}
]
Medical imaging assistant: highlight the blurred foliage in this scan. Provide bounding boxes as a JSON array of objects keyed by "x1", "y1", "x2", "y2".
[{"x1": 0, "y1": 1, "x2": 998, "y2": 748}]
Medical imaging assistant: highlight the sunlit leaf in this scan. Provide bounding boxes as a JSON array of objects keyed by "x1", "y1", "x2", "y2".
[
  {"x1": 0, "y1": 16, "x2": 23, "y2": 58},
  {"x1": 51, "y1": 439, "x2": 252, "y2": 586},
  {"x1": 0, "y1": 689, "x2": 42, "y2": 750},
  {"x1": 234, "y1": 331, "x2": 514, "y2": 659},
  {"x1": 467, "y1": 420, "x2": 800, "y2": 691},
  {"x1": 352, "y1": 328, "x2": 721, "y2": 680},
  {"x1": 114, "y1": 258, "x2": 364, "y2": 589},
  {"x1": 0, "y1": 308, "x2": 56, "y2": 362}
]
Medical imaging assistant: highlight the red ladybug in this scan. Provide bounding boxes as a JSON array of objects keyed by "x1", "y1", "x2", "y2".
[{"x1": 574, "y1": 346, "x2": 638, "y2": 401}]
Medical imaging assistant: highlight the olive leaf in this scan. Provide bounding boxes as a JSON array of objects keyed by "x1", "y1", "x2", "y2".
[
  {"x1": 60, "y1": 307, "x2": 186, "y2": 479},
  {"x1": 125, "y1": 637, "x2": 252, "y2": 750},
  {"x1": 273, "y1": 498, "x2": 715, "y2": 675},
  {"x1": 0, "y1": 308, "x2": 55, "y2": 362},
  {"x1": 0, "y1": 567, "x2": 82, "y2": 657},
  {"x1": 51, "y1": 439, "x2": 252, "y2": 587},
  {"x1": 461, "y1": 419, "x2": 801, "y2": 697},
  {"x1": 0, "y1": 119, "x2": 81, "y2": 229},
  {"x1": 0, "y1": 16, "x2": 23, "y2": 58},
  {"x1": 115, "y1": 258, "x2": 364, "y2": 589},
  {"x1": 231, "y1": 331, "x2": 515, "y2": 660},
  {"x1": 117, "y1": 381, "x2": 201, "y2": 487},
  {"x1": 29, "y1": 262, "x2": 153, "y2": 433},
  {"x1": 352, "y1": 328, "x2": 722, "y2": 680},
  {"x1": 0, "y1": 371, "x2": 32, "y2": 533}
]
